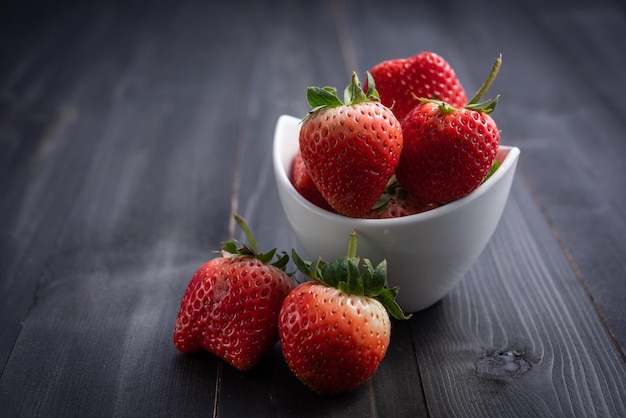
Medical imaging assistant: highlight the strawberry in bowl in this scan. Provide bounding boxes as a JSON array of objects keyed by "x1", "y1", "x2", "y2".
[
  {"x1": 273, "y1": 55, "x2": 520, "y2": 312},
  {"x1": 298, "y1": 72, "x2": 403, "y2": 218}
]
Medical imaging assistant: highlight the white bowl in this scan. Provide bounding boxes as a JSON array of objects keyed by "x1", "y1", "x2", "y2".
[{"x1": 273, "y1": 114, "x2": 520, "y2": 312}]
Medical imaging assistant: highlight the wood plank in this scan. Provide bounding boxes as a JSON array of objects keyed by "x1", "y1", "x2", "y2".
[
  {"x1": 410, "y1": 179, "x2": 626, "y2": 416},
  {"x1": 212, "y1": 320, "x2": 424, "y2": 417},
  {"x1": 0, "y1": 0, "x2": 111, "y2": 369},
  {"x1": 515, "y1": 1, "x2": 626, "y2": 351},
  {"x1": 1, "y1": 0, "x2": 624, "y2": 416},
  {"x1": 0, "y1": 0, "x2": 248, "y2": 414}
]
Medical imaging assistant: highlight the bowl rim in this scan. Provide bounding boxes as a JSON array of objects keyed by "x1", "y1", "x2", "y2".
[{"x1": 274, "y1": 114, "x2": 520, "y2": 226}]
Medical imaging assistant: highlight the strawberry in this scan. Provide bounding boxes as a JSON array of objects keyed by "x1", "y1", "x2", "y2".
[
  {"x1": 364, "y1": 176, "x2": 438, "y2": 219},
  {"x1": 291, "y1": 149, "x2": 334, "y2": 212},
  {"x1": 173, "y1": 214, "x2": 294, "y2": 371},
  {"x1": 279, "y1": 231, "x2": 409, "y2": 395},
  {"x1": 395, "y1": 55, "x2": 502, "y2": 204},
  {"x1": 299, "y1": 72, "x2": 403, "y2": 218},
  {"x1": 368, "y1": 51, "x2": 467, "y2": 122}
]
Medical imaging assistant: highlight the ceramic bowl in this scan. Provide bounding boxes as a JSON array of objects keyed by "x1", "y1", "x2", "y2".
[{"x1": 273, "y1": 114, "x2": 520, "y2": 313}]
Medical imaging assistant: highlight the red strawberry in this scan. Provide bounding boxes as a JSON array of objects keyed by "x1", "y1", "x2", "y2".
[
  {"x1": 364, "y1": 176, "x2": 438, "y2": 218},
  {"x1": 299, "y1": 72, "x2": 403, "y2": 218},
  {"x1": 279, "y1": 231, "x2": 409, "y2": 395},
  {"x1": 368, "y1": 51, "x2": 467, "y2": 122},
  {"x1": 291, "y1": 149, "x2": 334, "y2": 212},
  {"x1": 174, "y1": 214, "x2": 294, "y2": 371},
  {"x1": 395, "y1": 55, "x2": 502, "y2": 204}
]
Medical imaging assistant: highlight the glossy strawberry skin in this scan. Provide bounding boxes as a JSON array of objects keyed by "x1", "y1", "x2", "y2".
[
  {"x1": 174, "y1": 256, "x2": 294, "y2": 371},
  {"x1": 368, "y1": 51, "x2": 467, "y2": 122},
  {"x1": 396, "y1": 101, "x2": 500, "y2": 204},
  {"x1": 299, "y1": 102, "x2": 403, "y2": 218},
  {"x1": 291, "y1": 149, "x2": 334, "y2": 212},
  {"x1": 278, "y1": 281, "x2": 391, "y2": 395}
]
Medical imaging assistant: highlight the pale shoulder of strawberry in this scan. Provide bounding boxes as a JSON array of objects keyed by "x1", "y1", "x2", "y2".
[
  {"x1": 291, "y1": 230, "x2": 409, "y2": 321},
  {"x1": 303, "y1": 71, "x2": 381, "y2": 118},
  {"x1": 299, "y1": 72, "x2": 403, "y2": 218},
  {"x1": 279, "y1": 231, "x2": 409, "y2": 394}
]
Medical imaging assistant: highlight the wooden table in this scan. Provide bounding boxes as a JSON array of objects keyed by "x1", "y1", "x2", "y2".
[{"x1": 2, "y1": 0, "x2": 625, "y2": 416}]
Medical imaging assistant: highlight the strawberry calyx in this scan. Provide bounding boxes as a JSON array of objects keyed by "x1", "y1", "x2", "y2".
[
  {"x1": 370, "y1": 175, "x2": 409, "y2": 213},
  {"x1": 304, "y1": 71, "x2": 380, "y2": 117},
  {"x1": 221, "y1": 214, "x2": 290, "y2": 271},
  {"x1": 481, "y1": 160, "x2": 502, "y2": 184},
  {"x1": 292, "y1": 230, "x2": 410, "y2": 320}
]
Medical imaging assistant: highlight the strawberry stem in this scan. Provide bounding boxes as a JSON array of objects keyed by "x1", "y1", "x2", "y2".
[
  {"x1": 347, "y1": 229, "x2": 358, "y2": 258},
  {"x1": 220, "y1": 215, "x2": 291, "y2": 273},
  {"x1": 234, "y1": 213, "x2": 258, "y2": 254},
  {"x1": 467, "y1": 54, "x2": 502, "y2": 106},
  {"x1": 291, "y1": 231, "x2": 411, "y2": 320},
  {"x1": 344, "y1": 72, "x2": 368, "y2": 104}
]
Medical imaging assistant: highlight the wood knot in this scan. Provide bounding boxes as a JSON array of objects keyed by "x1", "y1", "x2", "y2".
[{"x1": 475, "y1": 350, "x2": 531, "y2": 379}]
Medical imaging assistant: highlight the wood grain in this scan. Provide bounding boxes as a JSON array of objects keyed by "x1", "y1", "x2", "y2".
[
  {"x1": 0, "y1": 0, "x2": 624, "y2": 416},
  {"x1": 410, "y1": 179, "x2": 626, "y2": 417}
]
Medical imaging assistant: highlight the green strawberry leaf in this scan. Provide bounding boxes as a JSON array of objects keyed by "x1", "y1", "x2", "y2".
[
  {"x1": 271, "y1": 251, "x2": 291, "y2": 270},
  {"x1": 222, "y1": 240, "x2": 238, "y2": 255},
  {"x1": 465, "y1": 95, "x2": 499, "y2": 114},
  {"x1": 307, "y1": 86, "x2": 343, "y2": 110},
  {"x1": 377, "y1": 289, "x2": 410, "y2": 320},
  {"x1": 371, "y1": 193, "x2": 392, "y2": 212},
  {"x1": 322, "y1": 257, "x2": 349, "y2": 288},
  {"x1": 344, "y1": 72, "x2": 368, "y2": 104},
  {"x1": 256, "y1": 248, "x2": 277, "y2": 264},
  {"x1": 365, "y1": 71, "x2": 380, "y2": 100},
  {"x1": 362, "y1": 259, "x2": 376, "y2": 291},
  {"x1": 347, "y1": 257, "x2": 364, "y2": 295},
  {"x1": 370, "y1": 175, "x2": 412, "y2": 213},
  {"x1": 291, "y1": 249, "x2": 320, "y2": 279},
  {"x1": 219, "y1": 214, "x2": 292, "y2": 274},
  {"x1": 482, "y1": 160, "x2": 501, "y2": 184},
  {"x1": 371, "y1": 259, "x2": 388, "y2": 295},
  {"x1": 291, "y1": 230, "x2": 410, "y2": 320},
  {"x1": 304, "y1": 71, "x2": 380, "y2": 120}
]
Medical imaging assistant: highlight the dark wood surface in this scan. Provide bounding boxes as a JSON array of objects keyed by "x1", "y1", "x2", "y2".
[{"x1": 1, "y1": 0, "x2": 625, "y2": 416}]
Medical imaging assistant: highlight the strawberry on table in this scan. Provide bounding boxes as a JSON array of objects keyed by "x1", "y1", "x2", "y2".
[
  {"x1": 368, "y1": 51, "x2": 467, "y2": 122},
  {"x1": 395, "y1": 55, "x2": 503, "y2": 204},
  {"x1": 173, "y1": 214, "x2": 294, "y2": 371},
  {"x1": 291, "y1": 149, "x2": 334, "y2": 212},
  {"x1": 299, "y1": 72, "x2": 403, "y2": 218},
  {"x1": 279, "y1": 231, "x2": 409, "y2": 395}
]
